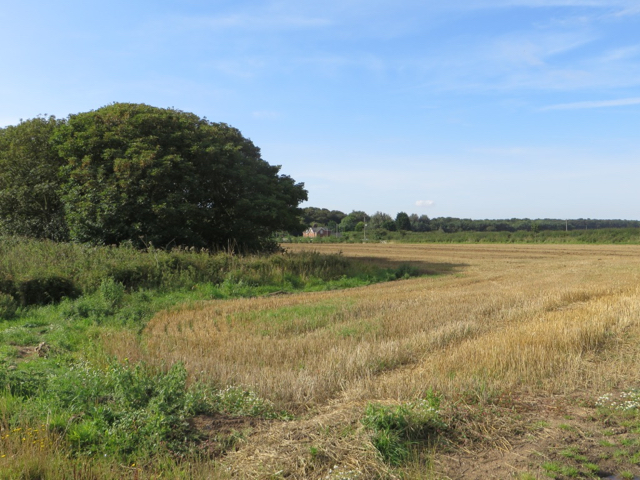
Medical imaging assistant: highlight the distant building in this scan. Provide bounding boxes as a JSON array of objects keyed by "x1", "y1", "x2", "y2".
[{"x1": 303, "y1": 227, "x2": 332, "y2": 238}]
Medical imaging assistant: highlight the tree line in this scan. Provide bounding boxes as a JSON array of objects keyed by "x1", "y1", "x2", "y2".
[
  {"x1": 0, "y1": 103, "x2": 307, "y2": 252},
  {"x1": 303, "y1": 207, "x2": 640, "y2": 233}
]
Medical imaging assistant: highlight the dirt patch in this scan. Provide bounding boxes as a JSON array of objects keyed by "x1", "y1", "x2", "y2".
[
  {"x1": 13, "y1": 345, "x2": 37, "y2": 362},
  {"x1": 190, "y1": 413, "x2": 268, "y2": 457},
  {"x1": 435, "y1": 392, "x2": 640, "y2": 479},
  {"x1": 191, "y1": 412, "x2": 265, "y2": 435}
]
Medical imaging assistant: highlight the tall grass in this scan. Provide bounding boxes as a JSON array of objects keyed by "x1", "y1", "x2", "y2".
[{"x1": 0, "y1": 236, "x2": 411, "y2": 311}]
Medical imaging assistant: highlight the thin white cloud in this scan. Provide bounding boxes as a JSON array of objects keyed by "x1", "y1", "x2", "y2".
[
  {"x1": 610, "y1": 5, "x2": 640, "y2": 17},
  {"x1": 599, "y1": 45, "x2": 640, "y2": 62},
  {"x1": 412, "y1": 27, "x2": 640, "y2": 92},
  {"x1": 415, "y1": 200, "x2": 435, "y2": 208},
  {"x1": 541, "y1": 97, "x2": 640, "y2": 110}
]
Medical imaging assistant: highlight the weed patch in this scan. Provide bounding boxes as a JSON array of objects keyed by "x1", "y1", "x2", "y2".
[{"x1": 362, "y1": 392, "x2": 445, "y2": 466}]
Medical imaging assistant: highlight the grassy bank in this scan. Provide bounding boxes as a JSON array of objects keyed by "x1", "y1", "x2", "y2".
[{"x1": 0, "y1": 237, "x2": 419, "y2": 478}]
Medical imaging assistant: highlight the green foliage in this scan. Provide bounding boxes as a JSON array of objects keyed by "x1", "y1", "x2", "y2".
[
  {"x1": 382, "y1": 219, "x2": 397, "y2": 231},
  {"x1": 0, "y1": 292, "x2": 17, "y2": 319},
  {"x1": 0, "y1": 360, "x2": 50, "y2": 397},
  {"x1": 369, "y1": 211, "x2": 393, "y2": 230},
  {"x1": 0, "y1": 236, "x2": 409, "y2": 338},
  {"x1": 0, "y1": 116, "x2": 68, "y2": 240},
  {"x1": 2, "y1": 360, "x2": 215, "y2": 459},
  {"x1": 0, "y1": 105, "x2": 307, "y2": 252},
  {"x1": 17, "y1": 277, "x2": 77, "y2": 306},
  {"x1": 98, "y1": 278, "x2": 125, "y2": 311},
  {"x1": 362, "y1": 393, "x2": 445, "y2": 466},
  {"x1": 394, "y1": 263, "x2": 420, "y2": 279},
  {"x1": 395, "y1": 212, "x2": 411, "y2": 231},
  {"x1": 0, "y1": 357, "x2": 292, "y2": 462},
  {"x1": 213, "y1": 386, "x2": 288, "y2": 419},
  {"x1": 0, "y1": 274, "x2": 79, "y2": 307},
  {"x1": 303, "y1": 207, "x2": 640, "y2": 236},
  {"x1": 297, "y1": 227, "x2": 640, "y2": 245},
  {"x1": 0, "y1": 237, "x2": 386, "y2": 302},
  {"x1": 53, "y1": 103, "x2": 307, "y2": 251},
  {"x1": 409, "y1": 213, "x2": 431, "y2": 232},
  {"x1": 340, "y1": 211, "x2": 368, "y2": 232},
  {"x1": 302, "y1": 207, "x2": 346, "y2": 228}
]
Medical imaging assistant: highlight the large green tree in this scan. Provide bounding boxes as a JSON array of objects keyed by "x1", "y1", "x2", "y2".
[
  {"x1": 340, "y1": 210, "x2": 368, "y2": 232},
  {"x1": 302, "y1": 207, "x2": 345, "y2": 227},
  {"x1": 395, "y1": 211, "x2": 411, "y2": 231},
  {"x1": 53, "y1": 103, "x2": 307, "y2": 251},
  {"x1": 409, "y1": 214, "x2": 430, "y2": 232},
  {"x1": 369, "y1": 211, "x2": 393, "y2": 229},
  {"x1": 0, "y1": 116, "x2": 68, "y2": 240}
]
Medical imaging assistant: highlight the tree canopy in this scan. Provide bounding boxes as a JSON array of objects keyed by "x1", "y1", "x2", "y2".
[
  {"x1": 301, "y1": 207, "x2": 639, "y2": 235},
  {"x1": 395, "y1": 212, "x2": 411, "y2": 231},
  {"x1": 0, "y1": 103, "x2": 307, "y2": 251},
  {"x1": 0, "y1": 116, "x2": 68, "y2": 240},
  {"x1": 369, "y1": 211, "x2": 393, "y2": 230},
  {"x1": 340, "y1": 211, "x2": 368, "y2": 232},
  {"x1": 302, "y1": 207, "x2": 345, "y2": 227}
]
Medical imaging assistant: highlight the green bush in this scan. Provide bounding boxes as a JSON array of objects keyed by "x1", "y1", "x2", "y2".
[
  {"x1": 15, "y1": 276, "x2": 79, "y2": 306},
  {"x1": 98, "y1": 278, "x2": 125, "y2": 310},
  {"x1": 1, "y1": 275, "x2": 78, "y2": 306},
  {"x1": 4, "y1": 360, "x2": 216, "y2": 460},
  {"x1": 393, "y1": 263, "x2": 420, "y2": 279},
  {"x1": 0, "y1": 361, "x2": 50, "y2": 398},
  {"x1": 362, "y1": 393, "x2": 445, "y2": 466},
  {"x1": 213, "y1": 386, "x2": 287, "y2": 419},
  {"x1": 0, "y1": 292, "x2": 17, "y2": 319}
]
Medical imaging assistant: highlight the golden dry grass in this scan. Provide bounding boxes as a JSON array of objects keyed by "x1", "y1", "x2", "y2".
[{"x1": 131, "y1": 243, "x2": 640, "y2": 478}]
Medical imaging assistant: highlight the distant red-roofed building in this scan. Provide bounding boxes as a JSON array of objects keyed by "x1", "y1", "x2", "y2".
[{"x1": 303, "y1": 226, "x2": 332, "y2": 238}]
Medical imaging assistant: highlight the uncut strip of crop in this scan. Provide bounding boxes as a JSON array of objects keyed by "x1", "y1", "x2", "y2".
[{"x1": 139, "y1": 244, "x2": 640, "y2": 478}]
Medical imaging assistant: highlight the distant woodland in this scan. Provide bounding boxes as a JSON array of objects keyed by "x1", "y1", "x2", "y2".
[{"x1": 301, "y1": 206, "x2": 640, "y2": 234}]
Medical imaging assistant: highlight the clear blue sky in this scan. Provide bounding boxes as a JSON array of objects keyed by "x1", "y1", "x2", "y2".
[{"x1": 2, "y1": 1, "x2": 639, "y2": 219}]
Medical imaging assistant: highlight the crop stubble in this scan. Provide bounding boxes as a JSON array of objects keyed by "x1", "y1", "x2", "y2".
[{"x1": 141, "y1": 243, "x2": 640, "y2": 477}]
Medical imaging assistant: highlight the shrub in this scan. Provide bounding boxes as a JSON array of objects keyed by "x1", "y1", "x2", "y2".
[
  {"x1": 98, "y1": 278, "x2": 125, "y2": 310},
  {"x1": 362, "y1": 393, "x2": 445, "y2": 466},
  {"x1": 14, "y1": 276, "x2": 79, "y2": 306},
  {"x1": 5, "y1": 360, "x2": 215, "y2": 460},
  {"x1": 213, "y1": 386, "x2": 286, "y2": 419},
  {"x1": 0, "y1": 292, "x2": 17, "y2": 319},
  {"x1": 393, "y1": 263, "x2": 420, "y2": 279}
]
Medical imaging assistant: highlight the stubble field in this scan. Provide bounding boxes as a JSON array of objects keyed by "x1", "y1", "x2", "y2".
[{"x1": 133, "y1": 243, "x2": 640, "y2": 479}]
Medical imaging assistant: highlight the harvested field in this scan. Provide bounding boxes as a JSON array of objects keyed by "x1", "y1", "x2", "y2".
[{"x1": 139, "y1": 244, "x2": 640, "y2": 478}]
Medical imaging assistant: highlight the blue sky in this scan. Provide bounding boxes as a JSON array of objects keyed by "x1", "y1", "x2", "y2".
[{"x1": 2, "y1": 0, "x2": 639, "y2": 219}]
